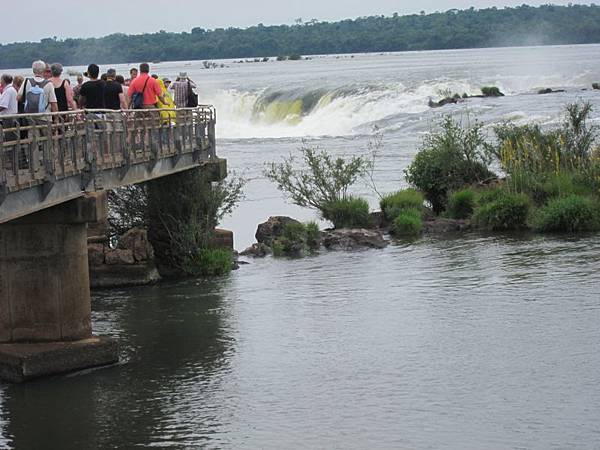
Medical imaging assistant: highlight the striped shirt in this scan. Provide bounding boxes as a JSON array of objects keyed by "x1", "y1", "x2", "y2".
[{"x1": 170, "y1": 80, "x2": 196, "y2": 108}]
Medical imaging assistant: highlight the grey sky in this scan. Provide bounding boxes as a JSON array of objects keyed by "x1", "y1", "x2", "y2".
[{"x1": 0, "y1": 0, "x2": 580, "y2": 44}]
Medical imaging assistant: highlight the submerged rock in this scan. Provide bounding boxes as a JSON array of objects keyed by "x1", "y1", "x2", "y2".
[
  {"x1": 240, "y1": 242, "x2": 272, "y2": 258},
  {"x1": 537, "y1": 88, "x2": 565, "y2": 95},
  {"x1": 322, "y1": 229, "x2": 388, "y2": 250},
  {"x1": 255, "y1": 216, "x2": 301, "y2": 246},
  {"x1": 423, "y1": 218, "x2": 471, "y2": 234}
]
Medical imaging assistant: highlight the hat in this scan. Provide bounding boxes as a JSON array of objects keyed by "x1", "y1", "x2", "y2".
[
  {"x1": 106, "y1": 68, "x2": 117, "y2": 77},
  {"x1": 163, "y1": 77, "x2": 171, "y2": 83},
  {"x1": 179, "y1": 72, "x2": 188, "y2": 78}
]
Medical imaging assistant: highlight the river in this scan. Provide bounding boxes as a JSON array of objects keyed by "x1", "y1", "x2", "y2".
[{"x1": 2, "y1": 45, "x2": 600, "y2": 449}]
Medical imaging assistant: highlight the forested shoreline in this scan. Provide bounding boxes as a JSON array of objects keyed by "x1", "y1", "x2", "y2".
[{"x1": 2, "y1": 4, "x2": 600, "y2": 69}]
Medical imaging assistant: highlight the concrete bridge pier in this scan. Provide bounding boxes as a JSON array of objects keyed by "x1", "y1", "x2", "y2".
[{"x1": 0, "y1": 195, "x2": 118, "y2": 382}]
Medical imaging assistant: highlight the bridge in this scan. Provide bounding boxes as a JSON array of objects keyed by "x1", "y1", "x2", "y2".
[{"x1": 0, "y1": 107, "x2": 224, "y2": 382}]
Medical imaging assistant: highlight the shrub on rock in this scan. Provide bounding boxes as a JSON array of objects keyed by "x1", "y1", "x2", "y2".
[
  {"x1": 447, "y1": 189, "x2": 476, "y2": 219},
  {"x1": 405, "y1": 116, "x2": 494, "y2": 213},
  {"x1": 392, "y1": 209, "x2": 423, "y2": 237},
  {"x1": 380, "y1": 189, "x2": 424, "y2": 220},
  {"x1": 321, "y1": 196, "x2": 371, "y2": 229},
  {"x1": 532, "y1": 195, "x2": 600, "y2": 232},
  {"x1": 473, "y1": 192, "x2": 530, "y2": 230}
]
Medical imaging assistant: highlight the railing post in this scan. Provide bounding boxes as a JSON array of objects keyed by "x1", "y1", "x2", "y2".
[{"x1": 81, "y1": 113, "x2": 97, "y2": 191}]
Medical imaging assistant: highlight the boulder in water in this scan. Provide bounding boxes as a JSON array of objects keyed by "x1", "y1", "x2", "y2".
[
  {"x1": 255, "y1": 216, "x2": 301, "y2": 246},
  {"x1": 240, "y1": 243, "x2": 272, "y2": 258},
  {"x1": 322, "y1": 229, "x2": 388, "y2": 251}
]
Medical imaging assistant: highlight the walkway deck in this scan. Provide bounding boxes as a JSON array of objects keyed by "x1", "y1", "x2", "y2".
[{"x1": 0, "y1": 106, "x2": 218, "y2": 223}]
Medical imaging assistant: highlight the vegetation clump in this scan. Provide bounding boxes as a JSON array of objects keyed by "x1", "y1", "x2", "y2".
[
  {"x1": 182, "y1": 248, "x2": 234, "y2": 277},
  {"x1": 404, "y1": 116, "x2": 494, "y2": 213},
  {"x1": 447, "y1": 188, "x2": 476, "y2": 219},
  {"x1": 322, "y1": 196, "x2": 372, "y2": 229},
  {"x1": 380, "y1": 189, "x2": 424, "y2": 220},
  {"x1": 392, "y1": 209, "x2": 423, "y2": 237},
  {"x1": 265, "y1": 143, "x2": 373, "y2": 226},
  {"x1": 532, "y1": 195, "x2": 600, "y2": 232},
  {"x1": 473, "y1": 192, "x2": 530, "y2": 231},
  {"x1": 480, "y1": 86, "x2": 504, "y2": 97},
  {"x1": 272, "y1": 221, "x2": 321, "y2": 257}
]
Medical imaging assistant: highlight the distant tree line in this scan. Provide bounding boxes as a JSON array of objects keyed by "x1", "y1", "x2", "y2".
[{"x1": 2, "y1": 4, "x2": 600, "y2": 69}]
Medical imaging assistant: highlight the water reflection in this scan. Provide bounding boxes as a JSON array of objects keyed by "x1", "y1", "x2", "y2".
[{"x1": 1, "y1": 278, "x2": 234, "y2": 449}]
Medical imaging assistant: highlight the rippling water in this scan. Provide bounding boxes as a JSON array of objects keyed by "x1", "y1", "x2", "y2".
[{"x1": 2, "y1": 46, "x2": 600, "y2": 449}]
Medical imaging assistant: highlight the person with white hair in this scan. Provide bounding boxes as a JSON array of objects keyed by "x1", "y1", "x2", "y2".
[{"x1": 17, "y1": 60, "x2": 58, "y2": 114}]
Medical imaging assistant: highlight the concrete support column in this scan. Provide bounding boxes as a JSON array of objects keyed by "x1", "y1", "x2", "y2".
[
  {"x1": 0, "y1": 221, "x2": 91, "y2": 342},
  {"x1": 0, "y1": 196, "x2": 118, "y2": 382}
]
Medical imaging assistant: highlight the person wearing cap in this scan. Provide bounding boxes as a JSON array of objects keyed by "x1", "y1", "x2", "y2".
[
  {"x1": 169, "y1": 72, "x2": 197, "y2": 108},
  {"x1": 127, "y1": 63, "x2": 165, "y2": 109},
  {"x1": 79, "y1": 64, "x2": 105, "y2": 109},
  {"x1": 104, "y1": 68, "x2": 128, "y2": 110}
]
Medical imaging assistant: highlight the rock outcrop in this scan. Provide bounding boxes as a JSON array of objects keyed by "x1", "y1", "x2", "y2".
[
  {"x1": 322, "y1": 229, "x2": 388, "y2": 251},
  {"x1": 88, "y1": 227, "x2": 160, "y2": 288},
  {"x1": 255, "y1": 216, "x2": 301, "y2": 246}
]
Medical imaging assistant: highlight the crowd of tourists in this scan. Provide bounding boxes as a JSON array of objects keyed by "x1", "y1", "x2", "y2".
[{"x1": 0, "y1": 60, "x2": 198, "y2": 117}]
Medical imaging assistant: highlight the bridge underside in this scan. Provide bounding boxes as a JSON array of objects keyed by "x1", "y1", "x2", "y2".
[{"x1": 0, "y1": 107, "x2": 226, "y2": 381}]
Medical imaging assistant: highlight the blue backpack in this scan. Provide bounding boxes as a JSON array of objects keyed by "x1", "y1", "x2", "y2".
[{"x1": 24, "y1": 78, "x2": 50, "y2": 113}]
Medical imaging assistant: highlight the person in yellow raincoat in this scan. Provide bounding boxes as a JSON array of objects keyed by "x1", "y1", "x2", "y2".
[{"x1": 156, "y1": 78, "x2": 176, "y2": 124}]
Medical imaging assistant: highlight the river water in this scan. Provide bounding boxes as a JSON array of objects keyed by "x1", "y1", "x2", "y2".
[{"x1": 2, "y1": 45, "x2": 600, "y2": 449}]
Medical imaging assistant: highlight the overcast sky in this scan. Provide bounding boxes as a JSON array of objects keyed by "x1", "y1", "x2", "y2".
[{"x1": 0, "y1": 0, "x2": 580, "y2": 44}]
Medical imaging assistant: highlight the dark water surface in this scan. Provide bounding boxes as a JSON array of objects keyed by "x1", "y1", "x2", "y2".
[{"x1": 2, "y1": 233, "x2": 599, "y2": 449}]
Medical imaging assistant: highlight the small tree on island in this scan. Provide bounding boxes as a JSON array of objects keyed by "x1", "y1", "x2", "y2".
[{"x1": 264, "y1": 143, "x2": 374, "y2": 228}]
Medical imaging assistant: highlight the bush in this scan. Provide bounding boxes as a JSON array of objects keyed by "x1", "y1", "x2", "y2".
[
  {"x1": 182, "y1": 248, "x2": 232, "y2": 277},
  {"x1": 392, "y1": 209, "x2": 422, "y2": 237},
  {"x1": 321, "y1": 196, "x2": 371, "y2": 229},
  {"x1": 380, "y1": 189, "x2": 424, "y2": 220},
  {"x1": 273, "y1": 222, "x2": 321, "y2": 257},
  {"x1": 481, "y1": 86, "x2": 504, "y2": 97},
  {"x1": 447, "y1": 189, "x2": 476, "y2": 219},
  {"x1": 405, "y1": 116, "x2": 494, "y2": 214},
  {"x1": 473, "y1": 192, "x2": 530, "y2": 230},
  {"x1": 532, "y1": 195, "x2": 600, "y2": 232},
  {"x1": 265, "y1": 144, "x2": 372, "y2": 213}
]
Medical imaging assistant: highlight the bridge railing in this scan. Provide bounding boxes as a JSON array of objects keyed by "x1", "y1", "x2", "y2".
[{"x1": 0, "y1": 106, "x2": 216, "y2": 195}]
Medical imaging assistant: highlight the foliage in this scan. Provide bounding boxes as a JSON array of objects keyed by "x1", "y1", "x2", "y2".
[
  {"x1": 447, "y1": 188, "x2": 476, "y2": 219},
  {"x1": 493, "y1": 102, "x2": 597, "y2": 196},
  {"x1": 181, "y1": 248, "x2": 233, "y2": 277},
  {"x1": 532, "y1": 195, "x2": 600, "y2": 232},
  {"x1": 3, "y1": 5, "x2": 600, "y2": 69},
  {"x1": 321, "y1": 196, "x2": 372, "y2": 229},
  {"x1": 147, "y1": 170, "x2": 245, "y2": 275},
  {"x1": 107, "y1": 184, "x2": 148, "y2": 238},
  {"x1": 392, "y1": 209, "x2": 423, "y2": 237},
  {"x1": 404, "y1": 115, "x2": 494, "y2": 213},
  {"x1": 272, "y1": 221, "x2": 321, "y2": 257},
  {"x1": 480, "y1": 86, "x2": 504, "y2": 97},
  {"x1": 265, "y1": 143, "x2": 372, "y2": 212},
  {"x1": 472, "y1": 192, "x2": 530, "y2": 230},
  {"x1": 380, "y1": 189, "x2": 424, "y2": 220}
]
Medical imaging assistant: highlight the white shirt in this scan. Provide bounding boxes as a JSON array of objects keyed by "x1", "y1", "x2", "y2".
[{"x1": 0, "y1": 84, "x2": 18, "y2": 115}]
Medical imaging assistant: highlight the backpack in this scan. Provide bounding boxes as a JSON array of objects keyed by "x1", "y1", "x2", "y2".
[
  {"x1": 24, "y1": 78, "x2": 50, "y2": 113},
  {"x1": 131, "y1": 77, "x2": 149, "y2": 109},
  {"x1": 186, "y1": 81, "x2": 198, "y2": 107}
]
